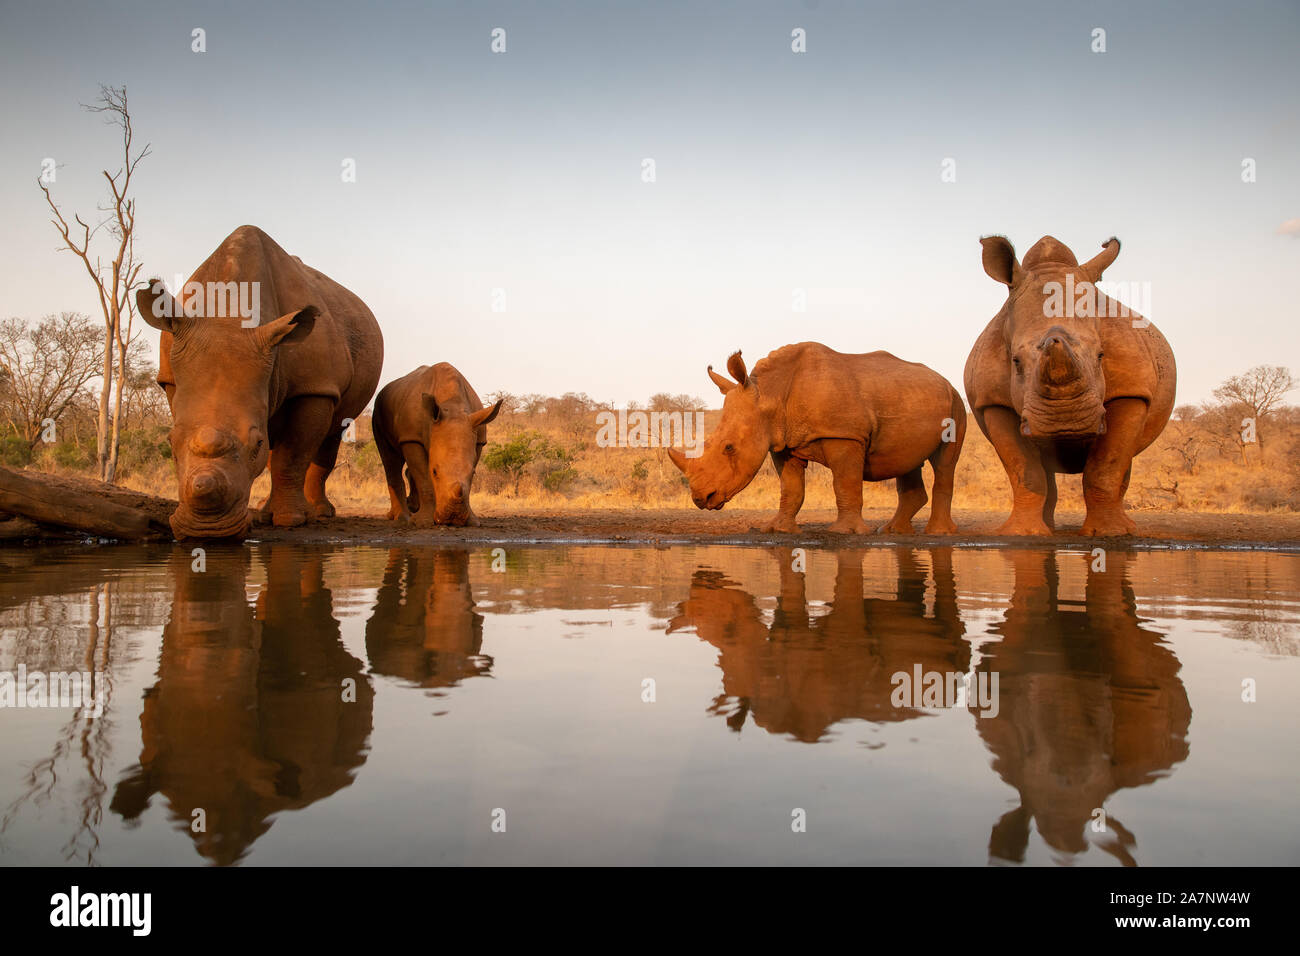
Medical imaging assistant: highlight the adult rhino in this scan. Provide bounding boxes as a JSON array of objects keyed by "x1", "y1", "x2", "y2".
[
  {"x1": 667, "y1": 343, "x2": 965, "y2": 534},
  {"x1": 965, "y1": 235, "x2": 1175, "y2": 536},
  {"x1": 138, "y1": 225, "x2": 383, "y2": 538}
]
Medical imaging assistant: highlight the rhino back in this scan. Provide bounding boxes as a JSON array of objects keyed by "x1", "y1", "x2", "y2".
[
  {"x1": 376, "y1": 362, "x2": 485, "y2": 447},
  {"x1": 426, "y1": 362, "x2": 489, "y2": 445},
  {"x1": 763, "y1": 343, "x2": 956, "y2": 454},
  {"x1": 178, "y1": 226, "x2": 383, "y2": 424}
]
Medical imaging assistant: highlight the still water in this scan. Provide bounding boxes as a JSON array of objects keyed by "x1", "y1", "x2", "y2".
[{"x1": 1, "y1": 543, "x2": 1297, "y2": 866}]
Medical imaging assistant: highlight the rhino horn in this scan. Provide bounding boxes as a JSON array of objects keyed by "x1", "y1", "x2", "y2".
[
  {"x1": 1039, "y1": 334, "x2": 1081, "y2": 386},
  {"x1": 666, "y1": 447, "x2": 689, "y2": 473}
]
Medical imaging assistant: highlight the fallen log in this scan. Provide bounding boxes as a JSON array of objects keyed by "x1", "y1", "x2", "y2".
[
  {"x1": 0, "y1": 515, "x2": 44, "y2": 540},
  {"x1": 0, "y1": 466, "x2": 167, "y2": 540}
]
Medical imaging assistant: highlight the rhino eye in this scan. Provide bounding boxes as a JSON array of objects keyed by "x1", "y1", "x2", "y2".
[
  {"x1": 1097, "y1": 351, "x2": 1105, "y2": 360},
  {"x1": 724, "y1": 443, "x2": 736, "y2": 455}
]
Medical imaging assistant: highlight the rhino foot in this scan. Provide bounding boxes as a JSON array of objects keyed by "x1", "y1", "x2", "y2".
[
  {"x1": 995, "y1": 515, "x2": 1052, "y2": 536},
  {"x1": 272, "y1": 509, "x2": 308, "y2": 528},
  {"x1": 757, "y1": 516, "x2": 800, "y2": 533},
  {"x1": 828, "y1": 517, "x2": 871, "y2": 534},
  {"x1": 877, "y1": 519, "x2": 916, "y2": 534},
  {"x1": 924, "y1": 517, "x2": 959, "y2": 535},
  {"x1": 1081, "y1": 513, "x2": 1137, "y2": 537},
  {"x1": 310, "y1": 499, "x2": 336, "y2": 519}
]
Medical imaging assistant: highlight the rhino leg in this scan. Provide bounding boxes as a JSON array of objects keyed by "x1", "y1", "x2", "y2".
[
  {"x1": 1081, "y1": 398, "x2": 1144, "y2": 537},
  {"x1": 981, "y1": 406, "x2": 1052, "y2": 535},
  {"x1": 374, "y1": 419, "x2": 411, "y2": 522},
  {"x1": 1042, "y1": 470, "x2": 1058, "y2": 532},
  {"x1": 924, "y1": 410, "x2": 964, "y2": 534},
  {"x1": 304, "y1": 428, "x2": 342, "y2": 519},
  {"x1": 880, "y1": 466, "x2": 926, "y2": 534},
  {"x1": 266, "y1": 397, "x2": 336, "y2": 528},
  {"x1": 401, "y1": 443, "x2": 439, "y2": 528},
  {"x1": 758, "y1": 451, "x2": 804, "y2": 533},
  {"x1": 823, "y1": 439, "x2": 871, "y2": 534}
]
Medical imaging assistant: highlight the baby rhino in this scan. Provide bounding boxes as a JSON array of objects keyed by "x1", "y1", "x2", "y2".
[
  {"x1": 373, "y1": 364, "x2": 502, "y2": 527},
  {"x1": 667, "y1": 343, "x2": 965, "y2": 534}
]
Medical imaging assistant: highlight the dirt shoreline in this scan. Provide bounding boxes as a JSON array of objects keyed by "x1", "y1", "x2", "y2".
[
  {"x1": 240, "y1": 507, "x2": 1300, "y2": 550},
  {"x1": 2, "y1": 471, "x2": 1298, "y2": 549},
  {"x1": 9, "y1": 505, "x2": 1300, "y2": 550}
]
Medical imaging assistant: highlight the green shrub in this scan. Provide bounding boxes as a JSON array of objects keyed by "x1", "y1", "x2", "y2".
[
  {"x1": 483, "y1": 430, "x2": 578, "y2": 495},
  {"x1": 540, "y1": 462, "x2": 578, "y2": 493},
  {"x1": 0, "y1": 436, "x2": 32, "y2": 467},
  {"x1": 112, "y1": 426, "x2": 171, "y2": 475},
  {"x1": 345, "y1": 440, "x2": 383, "y2": 478},
  {"x1": 50, "y1": 441, "x2": 94, "y2": 470}
]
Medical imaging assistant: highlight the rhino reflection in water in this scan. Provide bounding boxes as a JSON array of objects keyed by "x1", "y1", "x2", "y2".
[
  {"x1": 110, "y1": 547, "x2": 374, "y2": 866},
  {"x1": 668, "y1": 549, "x2": 969, "y2": 741},
  {"x1": 364, "y1": 548, "x2": 493, "y2": 689},
  {"x1": 973, "y1": 550, "x2": 1191, "y2": 866}
]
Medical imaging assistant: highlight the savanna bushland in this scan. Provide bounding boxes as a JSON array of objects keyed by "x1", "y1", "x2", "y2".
[{"x1": 2, "y1": 314, "x2": 1296, "y2": 518}]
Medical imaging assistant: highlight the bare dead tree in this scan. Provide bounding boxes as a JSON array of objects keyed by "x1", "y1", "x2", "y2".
[
  {"x1": 38, "y1": 85, "x2": 151, "y2": 483},
  {"x1": 1199, "y1": 399, "x2": 1253, "y2": 466},
  {"x1": 1213, "y1": 365, "x2": 1297, "y2": 458},
  {"x1": 1163, "y1": 417, "x2": 1204, "y2": 475},
  {"x1": 0, "y1": 313, "x2": 102, "y2": 447}
]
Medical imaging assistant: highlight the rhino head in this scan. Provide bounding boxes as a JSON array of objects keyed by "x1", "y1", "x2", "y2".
[
  {"x1": 420, "y1": 393, "x2": 502, "y2": 525},
  {"x1": 138, "y1": 280, "x2": 319, "y2": 539},
  {"x1": 981, "y1": 235, "x2": 1121, "y2": 441},
  {"x1": 666, "y1": 351, "x2": 771, "y2": 509}
]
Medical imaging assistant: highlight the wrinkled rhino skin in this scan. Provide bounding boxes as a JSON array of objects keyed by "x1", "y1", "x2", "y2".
[
  {"x1": 372, "y1": 363, "x2": 501, "y2": 527},
  {"x1": 138, "y1": 226, "x2": 383, "y2": 539},
  {"x1": 964, "y1": 235, "x2": 1176, "y2": 536},
  {"x1": 668, "y1": 342, "x2": 966, "y2": 534}
]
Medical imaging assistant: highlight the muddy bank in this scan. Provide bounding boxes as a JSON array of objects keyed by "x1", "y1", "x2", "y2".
[
  {"x1": 2, "y1": 469, "x2": 1297, "y2": 549},
  {"x1": 245, "y1": 507, "x2": 1300, "y2": 550}
]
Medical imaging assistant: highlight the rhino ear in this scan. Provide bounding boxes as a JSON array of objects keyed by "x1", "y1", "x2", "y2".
[
  {"x1": 1080, "y1": 237, "x2": 1121, "y2": 283},
  {"x1": 707, "y1": 365, "x2": 736, "y2": 395},
  {"x1": 137, "y1": 279, "x2": 180, "y2": 333},
  {"x1": 469, "y1": 398, "x2": 503, "y2": 429},
  {"x1": 981, "y1": 236, "x2": 1021, "y2": 287},
  {"x1": 255, "y1": 305, "x2": 319, "y2": 351},
  {"x1": 422, "y1": 393, "x2": 441, "y2": 422},
  {"x1": 725, "y1": 351, "x2": 749, "y2": 387}
]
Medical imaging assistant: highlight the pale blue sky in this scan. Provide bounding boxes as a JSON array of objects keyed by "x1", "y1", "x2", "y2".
[{"x1": 1, "y1": 0, "x2": 1296, "y2": 407}]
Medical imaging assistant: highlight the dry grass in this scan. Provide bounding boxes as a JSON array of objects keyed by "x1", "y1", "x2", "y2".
[{"x1": 34, "y1": 404, "x2": 1300, "y2": 519}]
